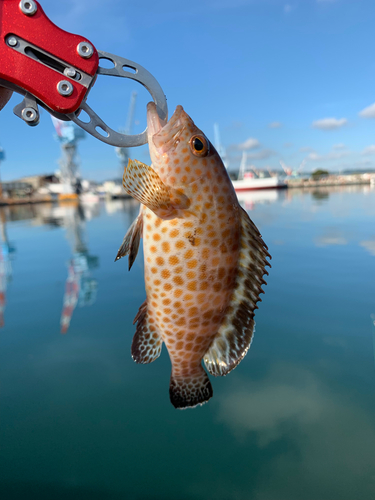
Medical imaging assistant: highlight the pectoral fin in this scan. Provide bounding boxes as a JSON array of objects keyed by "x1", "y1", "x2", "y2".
[{"x1": 123, "y1": 159, "x2": 190, "y2": 219}]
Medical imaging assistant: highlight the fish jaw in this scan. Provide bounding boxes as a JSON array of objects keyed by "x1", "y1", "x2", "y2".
[
  {"x1": 146, "y1": 102, "x2": 239, "y2": 219},
  {"x1": 147, "y1": 102, "x2": 188, "y2": 167},
  {"x1": 147, "y1": 102, "x2": 218, "y2": 188},
  {"x1": 147, "y1": 102, "x2": 182, "y2": 143}
]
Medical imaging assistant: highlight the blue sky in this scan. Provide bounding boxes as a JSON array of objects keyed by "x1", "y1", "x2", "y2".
[{"x1": 1, "y1": 0, "x2": 375, "y2": 181}]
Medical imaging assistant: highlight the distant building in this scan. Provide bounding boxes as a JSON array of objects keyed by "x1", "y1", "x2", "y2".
[
  {"x1": 18, "y1": 174, "x2": 59, "y2": 190},
  {"x1": 1, "y1": 181, "x2": 33, "y2": 198}
]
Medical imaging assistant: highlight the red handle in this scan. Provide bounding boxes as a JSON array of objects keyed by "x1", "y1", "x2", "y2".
[{"x1": 0, "y1": 0, "x2": 99, "y2": 114}]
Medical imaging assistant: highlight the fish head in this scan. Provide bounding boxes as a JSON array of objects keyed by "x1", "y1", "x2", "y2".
[{"x1": 147, "y1": 102, "x2": 223, "y2": 187}]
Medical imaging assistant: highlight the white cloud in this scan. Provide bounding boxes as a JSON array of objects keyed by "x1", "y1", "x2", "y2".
[
  {"x1": 360, "y1": 239, "x2": 375, "y2": 256},
  {"x1": 361, "y1": 145, "x2": 375, "y2": 155},
  {"x1": 216, "y1": 364, "x2": 375, "y2": 500},
  {"x1": 312, "y1": 118, "x2": 347, "y2": 130},
  {"x1": 237, "y1": 137, "x2": 260, "y2": 150},
  {"x1": 315, "y1": 228, "x2": 348, "y2": 247},
  {"x1": 308, "y1": 150, "x2": 349, "y2": 161},
  {"x1": 300, "y1": 146, "x2": 315, "y2": 153},
  {"x1": 333, "y1": 143, "x2": 346, "y2": 150},
  {"x1": 217, "y1": 367, "x2": 325, "y2": 446},
  {"x1": 359, "y1": 103, "x2": 375, "y2": 119},
  {"x1": 269, "y1": 121, "x2": 282, "y2": 128},
  {"x1": 247, "y1": 148, "x2": 275, "y2": 160}
]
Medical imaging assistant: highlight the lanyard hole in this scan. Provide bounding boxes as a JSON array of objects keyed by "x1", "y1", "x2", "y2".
[
  {"x1": 98, "y1": 58, "x2": 115, "y2": 70},
  {"x1": 95, "y1": 125, "x2": 109, "y2": 138},
  {"x1": 122, "y1": 65, "x2": 137, "y2": 75}
]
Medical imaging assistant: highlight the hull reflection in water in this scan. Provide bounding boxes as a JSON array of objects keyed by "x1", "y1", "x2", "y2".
[{"x1": 236, "y1": 188, "x2": 282, "y2": 211}]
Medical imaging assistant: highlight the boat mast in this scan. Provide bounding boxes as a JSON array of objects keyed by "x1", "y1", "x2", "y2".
[
  {"x1": 238, "y1": 151, "x2": 247, "y2": 180},
  {"x1": 213, "y1": 123, "x2": 228, "y2": 169}
]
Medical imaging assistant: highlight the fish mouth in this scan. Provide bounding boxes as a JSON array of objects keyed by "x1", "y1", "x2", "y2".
[{"x1": 147, "y1": 102, "x2": 185, "y2": 153}]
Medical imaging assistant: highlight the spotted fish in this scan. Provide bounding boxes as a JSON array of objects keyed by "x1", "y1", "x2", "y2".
[{"x1": 116, "y1": 103, "x2": 271, "y2": 409}]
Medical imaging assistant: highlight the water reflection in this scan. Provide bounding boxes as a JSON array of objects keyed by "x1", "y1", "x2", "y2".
[
  {"x1": 59, "y1": 204, "x2": 99, "y2": 333},
  {"x1": 311, "y1": 189, "x2": 330, "y2": 201},
  {"x1": 0, "y1": 199, "x2": 142, "y2": 333},
  {"x1": 236, "y1": 189, "x2": 281, "y2": 211},
  {"x1": 315, "y1": 227, "x2": 349, "y2": 247},
  {"x1": 216, "y1": 364, "x2": 375, "y2": 499},
  {"x1": 0, "y1": 187, "x2": 374, "y2": 500},
  {"x1": 0, "y1": 210, "x2": 16, "y2": 327},
  {"x1": 3, "y1": 201, "x2": 101, "y2": 332},
  {"x1": 360, "y1": 238, "x2": 375, "y2": 256}
]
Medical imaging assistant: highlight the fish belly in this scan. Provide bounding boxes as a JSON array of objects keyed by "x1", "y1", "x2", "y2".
[{"x1": 143, "y1": 205, "x2": 240, "y2": 377}]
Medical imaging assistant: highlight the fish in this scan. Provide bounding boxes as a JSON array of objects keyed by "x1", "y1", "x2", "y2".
[{"x1": 116, "y1": 102, "x2": 271, "y2": 409}]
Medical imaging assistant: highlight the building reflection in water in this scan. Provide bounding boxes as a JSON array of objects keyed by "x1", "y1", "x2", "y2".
[
  {"x1": 0, "y1": 209, "x2": 16, "y2": 328},
  {"x1": 0, "y1": 199, "x2": 140, "y2": 332},
  {"x1": 27, "y1": 201, "x2": 100, "y2": 334},
  {"x1": 59, "y1": 203, "x2": 99, "y2": 334}
]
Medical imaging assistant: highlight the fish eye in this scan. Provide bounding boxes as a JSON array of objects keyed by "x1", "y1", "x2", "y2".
[{"x1": 189, "y1": 135, "x2": 209, "y2": 157}]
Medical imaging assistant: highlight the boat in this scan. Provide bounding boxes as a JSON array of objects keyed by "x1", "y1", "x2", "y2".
[
  {"x1": 232, "y1": 173, "x2": 287, "y2": 191},
  {"x1": 231, "y1": 152, "x2": 287, "y2": 191}
]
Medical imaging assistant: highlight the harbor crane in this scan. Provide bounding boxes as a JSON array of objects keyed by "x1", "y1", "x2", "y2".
[
  {"x1": 51, "y1": 117, "x2": 85, "y2": 197},
  {"x1": 280, "y1": 159, "x2": 306, "y2": 178},
  {"x1": 116, "y1": 91, "x2": 137, "y2": 173}
]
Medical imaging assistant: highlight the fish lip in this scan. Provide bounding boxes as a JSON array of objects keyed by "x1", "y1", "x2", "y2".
[
  {"x1": 147, "y1": 102, "x2": 166, "y2": 138},
  {"x1": 147, "y1": 103, "x2": 185, "y2": 153}
]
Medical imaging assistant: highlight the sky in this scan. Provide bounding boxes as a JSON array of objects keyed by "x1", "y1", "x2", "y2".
[{"x1": 1, "y1": 0, "x2": 375, "y2": 181}]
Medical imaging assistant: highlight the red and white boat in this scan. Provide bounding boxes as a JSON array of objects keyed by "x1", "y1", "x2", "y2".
[
  {"x1": 231, "y1": 152, "x2": 287, "y2": 192},
  {"x1": 232, "y1": 173, "x2": 287, "y2": 191}
]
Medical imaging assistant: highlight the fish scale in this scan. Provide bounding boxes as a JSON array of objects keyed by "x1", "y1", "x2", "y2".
[{"x1": 116, "y1": 102, "x2": 270, "y2": 409}]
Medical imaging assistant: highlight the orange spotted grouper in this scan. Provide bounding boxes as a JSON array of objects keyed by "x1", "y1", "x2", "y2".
[{"x1": 116, "y1": 102, "x2": 271, "y2": 409}]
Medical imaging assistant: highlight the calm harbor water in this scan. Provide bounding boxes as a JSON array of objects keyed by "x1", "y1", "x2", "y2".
[{"x1": 0, "y1": 185, "x2": 375, "y2": 499}]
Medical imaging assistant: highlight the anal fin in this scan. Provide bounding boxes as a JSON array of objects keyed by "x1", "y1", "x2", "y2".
[
  {"x1": 115, "y1": 209, "x2": 143, "y2": 269},
  {"x1": 204, "y1": 207, "x2": 271, "y2": 377},
  {"x1": 131, "y1": 300, "x2": 163, "y2": 364}
]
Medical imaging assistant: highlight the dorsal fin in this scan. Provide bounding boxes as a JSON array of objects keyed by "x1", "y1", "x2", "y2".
[
  {"x1": 204, "y1": 207, "x2": 271, "y2": 376},
  {"x1": 115, "y1": 209, "x2": 143, "y2": 269},
  {"x1": 131, "y1": 300, "x2": 163, "y2": 364}
]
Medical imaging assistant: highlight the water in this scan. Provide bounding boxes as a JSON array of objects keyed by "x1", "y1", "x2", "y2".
[{"x1": 0, "y1": 186, "x2": 375, "y2": 499}]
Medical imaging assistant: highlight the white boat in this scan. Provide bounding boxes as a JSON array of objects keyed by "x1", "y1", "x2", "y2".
[
  {"x1": 232, "y1": 174, "x2": 287, "y2": 191},
  {"x1": 231, "y1": 152, "x2": 287, "y2": 191}
]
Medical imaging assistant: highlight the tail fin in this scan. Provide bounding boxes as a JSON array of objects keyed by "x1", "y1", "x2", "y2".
[{"x1": 169, "y1": 367, "x2": 213, "y2": 409}]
